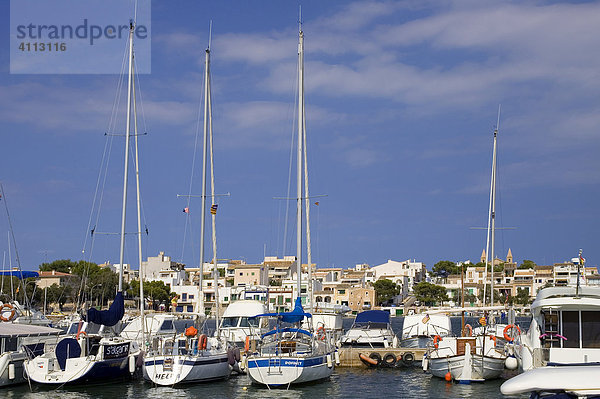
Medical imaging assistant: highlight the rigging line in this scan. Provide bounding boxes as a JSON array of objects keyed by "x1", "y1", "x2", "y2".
[
  {"x1": 180, "y1": 47, "x2": 206, "y2": 265},
  {"x1": 0, "y1": 183, "x2": 30, "y2": 309},
  {"x1": 282, "y1": 56, "x2": 300, "y2": 258},
  {"x1": 133, "y1": 54, "x2": 149, "y2": 137}
]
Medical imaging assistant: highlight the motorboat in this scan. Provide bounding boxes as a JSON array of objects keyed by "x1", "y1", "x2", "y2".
[
  {"x1": 120, "y1": 313, "x2": 179, "y2": 348},
  {"x1": 501, "y1": 284, "x2": 600, "y2": 397},
  {"x1": 216, "y1": 300, "x2": 268, "y2": 347},
  {"x1": 0, "y1": 323, "x2": 61, "y2": 386},
  {"x1": 400, "y1": 313, "x2": 452, "y2": 349},
  {"x1": 340, "y1": 310, "x2": 397, "y2": 348}
]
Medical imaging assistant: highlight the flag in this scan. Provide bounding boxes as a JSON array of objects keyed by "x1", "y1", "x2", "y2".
[
  {"x1": 314, "y1": 201, "x2": 319, "y2": 206},
  {"x1": 183, "y1": 207, "x2": 189, "y2": 213},
  {"x1": 580, "y1": 255, "x2": 586, "y2": 265},
  {"x1": 210, "y1": 204, "x2": 218, "y2": 215}
]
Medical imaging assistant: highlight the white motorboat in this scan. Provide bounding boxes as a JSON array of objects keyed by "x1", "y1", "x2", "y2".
[
  {"x1": 425, "y1": 334, "x2": 507, "y2": 382},
  {"x1": 216, "y1": 300, "x2": 268, "y2": 348},
  {"x1": 501, "y1": 284, "x2": 600, "y2": 397},
  {"x1": 340, "y1": 310, "x2": 397, "y2": 348},
  {"x1": 0, "y1": 323, "x2": 61, "y2": 387},
  {"x1": 400, "y1": 313, "x2": 452, "y2": 349},
  {"x1": 120, "y1": 313, "x2": 179, "y2": 347}
]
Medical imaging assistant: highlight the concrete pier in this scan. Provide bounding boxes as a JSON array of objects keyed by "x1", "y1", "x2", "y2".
[{"x1": 337, "y1": 347, "x2": 427, "y2": 367}]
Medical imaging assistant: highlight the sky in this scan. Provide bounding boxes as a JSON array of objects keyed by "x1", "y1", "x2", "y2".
[{"x1": 1, "y1": 0, "x2": 600, "y2": 273}]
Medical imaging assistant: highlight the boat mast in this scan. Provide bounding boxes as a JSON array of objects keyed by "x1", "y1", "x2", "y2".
[
  {"x1": 198, "y1": 43, "x2": 211, "y2": 315},
  {"x1": 132, "y1": 47, "x2": 146, "y2": 344},
  {"x1": 296, "y1": 22, "x2": 304, "y2": 299},
  {"x1": 118, "y1": 21, "x2": 135, "y2": 292},
  {"x1": 489, "y1": 107, "x2": 500, "y2": 306},
  {"x1": 206, "y1": 32, "x2": 221, "y2": 335}
]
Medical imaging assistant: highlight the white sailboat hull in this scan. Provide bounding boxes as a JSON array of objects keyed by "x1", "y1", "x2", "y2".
[
  {"x1": 247, "y1": 354, "x2": 333, "y2": 387},
  {"x1": 143, "y1": 352, "x2": 230, "y2": 386}
]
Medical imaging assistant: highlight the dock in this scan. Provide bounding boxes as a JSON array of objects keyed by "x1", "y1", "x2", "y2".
[{"x1": 337, "y1": 347, "x2": 427, "y2": 367}]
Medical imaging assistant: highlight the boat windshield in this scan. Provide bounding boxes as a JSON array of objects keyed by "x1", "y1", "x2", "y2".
[
  {"x1": 239, "y1": 317, "x2": 260, "y2": 328},
  {"x1": 221, "y1": 317, "x2": 240, "y2": 328}
]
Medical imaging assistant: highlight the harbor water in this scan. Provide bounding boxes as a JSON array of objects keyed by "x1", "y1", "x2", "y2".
[{"x1": 3, "y1": 316, "x2": 531, "y2": 398}]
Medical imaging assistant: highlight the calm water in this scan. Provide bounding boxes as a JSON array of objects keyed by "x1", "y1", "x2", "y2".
[{"x1": 4, "y1": 315, "x2": 531, "y2": 398}]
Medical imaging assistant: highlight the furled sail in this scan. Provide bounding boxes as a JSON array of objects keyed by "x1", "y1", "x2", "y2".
[{"x1": 86, "y1": 291, "x2": 124, "y2": 326}]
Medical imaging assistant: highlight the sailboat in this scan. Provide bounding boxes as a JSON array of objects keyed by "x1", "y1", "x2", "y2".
[
  {"x1": 142, "y1": 33, "x2": 231, "y2": 386},
  {"x1": 24, "y1": 21, "x2": 142, "y2": 385},
  {"x1": 424, "y1": 111, "x2": 508, "y2": 383},
  {"x1": 245, "y1": 22, "x2": 336, "y2": 388}
]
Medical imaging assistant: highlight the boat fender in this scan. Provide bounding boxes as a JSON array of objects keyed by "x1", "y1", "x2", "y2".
[
  {"x1": 8, "y1": 363, "x2": 15, "y2": 380},
  {"x1": 503, "y1": 325, "x2": 521, "y2": 342},
  {"x1": 358, "y1": 353, "x2": 379, "y2": 367},
  {"x1": 444, "y1": 371, "x2": 452, "y2": 382},
  {"x1": 227, "y1": 347, "x2": 236, "y2": 366},
  {"x1": 326, "y1": 354, "x2": 333, "y2": 368},
  {"x1": 422, "y1": 355, "x2": 429, "y2": 371},
  {"x1": 244, "y1": 336, "x2": 250, "y2": 353},
  {"x1": 402, "y1": 352, "x2": 414, "y2": 366},
  {"x1": 334, "y1": 350, "x2": 340, "y2": 365},
  {"x1": 0, "y1": 303, "x2": 16, "y2": 322},
  {"x1": 128, "y1": 354, "x2": 136, "y2": 374},
  {"x1": 382, "y1": 353, "x2": 396, "y2": 368},
  {"x1": 504, "y1": 356, "x2": 518, "y2": 370},
  {"x1": 463, "y1": 324, "x2": 473, "y2": 337},
  {"x1": 433, "y1": 335, "x2": 442, "y2": 349},
  {"x1": 198, "y1": 334, "x2": 208, "y2": 350}
]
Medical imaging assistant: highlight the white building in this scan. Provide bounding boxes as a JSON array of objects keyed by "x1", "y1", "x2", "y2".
[{"x1": 371, "y1": 259, "x2": 427, "y2": 290}]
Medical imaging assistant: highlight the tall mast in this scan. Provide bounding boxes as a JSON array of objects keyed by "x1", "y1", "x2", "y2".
[
  {"x1": 132, "y1": 49, "x2": 146, "y2": 344},
  {"x1": 118, "y1": 21, "x2": 135, "y2": 292},
  {"x1": 198, "y1": 46, "x2": 210, "y2": 314},
  {"x1": 296, "y1": 24, "x2": 304, "y2": 298},
  {"x1": 489, "y1": 107, "x2": 500, "y2": 306},
  {"x1": 207, "y1": 42, "x2": 220, "y2": 335}
]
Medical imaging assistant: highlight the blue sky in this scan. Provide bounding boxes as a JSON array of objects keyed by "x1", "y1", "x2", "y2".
[{"x1": 1, "y1": 0, "x2": 600, "y2": 272}]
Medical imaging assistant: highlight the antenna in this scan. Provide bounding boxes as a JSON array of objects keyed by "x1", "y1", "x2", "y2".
[
  {"x1": 496, "y1": 104, "x2": 501, "y2": 132},
  {"x1": 208, "y1": 20, "x2": 213, "y2": 50},
  {"x1": 299, "y1": 5, "x2": 302, "y2": 31},
  {"x1": 134, "y1": 0, "x2": 138, "y2": 25}
]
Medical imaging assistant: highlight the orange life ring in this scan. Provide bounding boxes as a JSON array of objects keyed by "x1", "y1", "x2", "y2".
[
  {"x1": 198, "y1": 334, "x2": 208, "y2": 350},
  {"x1": 489, "y1": 335, "x2": 497, "y2": 346},
  {"x1": 433, "y1": 335, "x2": 442, "y2": 349},
  {"x1": 316, "y1": 326, "x2": 326, "y2": 341},
  {"x1": 0, "y1": 303, "x2": 16, "y2": 322},
  {"x1": 76, "y1": 330, "x2": 87, "y2": 340},
  {"x1": 503, "y1": 324, "x2": 521, "y2": 342},
  {"x1": 463, "y1": 324, "x2": 473, "y2": 337},
  {"x1": 244, "y1": 336, "x2": 250, "y2": 352}
]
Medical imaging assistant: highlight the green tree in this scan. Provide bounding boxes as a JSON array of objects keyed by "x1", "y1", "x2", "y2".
[
  {"x1": 477, "y1": 288, "x2": 503, "y2": 305},
  {"x1": 373, "y1": 279, "x2": 401, "y2": 305},
  {"x1": 519, "y1": 259, "x2": 537, "y2": 270},
  {"x1": 127, "y1": 280, "x2": 172, "y2": 304},
  {"x1": 39, "y1": 259, "x2": 76, "y2": 273},
  {"x1": 432, "y1": 260, "x2": 461, "y2": 276},
  {"x1": 515, "y1": 288, "x2": 532, "y2": 305},
  {"x1": 413, "y1": 282, "x2": 449, "y2": 306}
]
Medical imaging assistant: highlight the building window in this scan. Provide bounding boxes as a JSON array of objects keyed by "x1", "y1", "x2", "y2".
[
  {"x1": 239, "y1": 272, "x2": 243, "y2": 276},
  {"x1": 285, "y1": 298, "x2": 291, "y2": 303},
  {"x1": 182, "y1": 293, "x2": 187, "y2": 301},
  {"x1": 338, "y1": 289, "x2": 345, "y2": 294},
  {"x1": 251, "y1": 272, "x2": 255, "y2": 276},
  {"x1": 189, "y1": 294, "x2": 194, "y2": 299}
]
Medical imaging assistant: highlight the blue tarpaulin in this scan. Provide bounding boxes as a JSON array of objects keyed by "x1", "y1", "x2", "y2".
[
  {"x1": 86, "y1": 291, "x2": 124, "y2": 327},
  {"x1": 354, "y1": 310, "x2": 390, "y2": 325},
  {"x1": 0, "y1": 270, "x2": 39, "y2": 279},
  {"x1": 252, "y1": 297, "x2": 312, "y2": 324}
]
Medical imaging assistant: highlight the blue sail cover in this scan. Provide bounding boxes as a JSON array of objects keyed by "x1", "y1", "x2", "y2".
[
  {"x1": 0, "y1": 270, "x2": 39, "y2": 279},
  {"x1": 354, "y1": 310, "x2": 390, "y2": 325},
  {"x1": 86, "y1": 291, "x2": 124, "y2": 326},
  {"x1": 252, "y1": 297, "x2": 312, "y2": 323}
]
